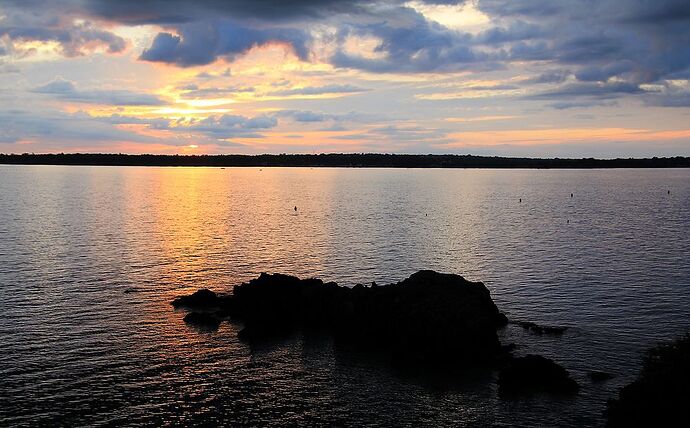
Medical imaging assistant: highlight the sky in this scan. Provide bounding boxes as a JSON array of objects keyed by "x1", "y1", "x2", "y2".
[{"x1": 1, "y1": 0, "x2": 689, "y2": 157}]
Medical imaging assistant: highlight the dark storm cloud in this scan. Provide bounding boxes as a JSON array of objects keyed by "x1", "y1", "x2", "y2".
[
  {"x1": 33, "y1": 78, "x2": 165, "y2": 106},
  {"x1": 140, "y1": 21, "x2": 310, "y2": 66},
  {"x1": 482, "y1": 0, "x2": 690, "y2": 85},
  {"x1": 81, "y1": 0, "x2": 374, "y2": 24},
  {"x1": 77, "y1": 0, "x2": 468, "y2": 24}
]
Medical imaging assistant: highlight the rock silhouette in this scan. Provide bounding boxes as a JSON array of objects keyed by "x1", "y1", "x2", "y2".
[
  {"x1": 498, "y1": 355, "x2": 579, "y2": 395},
  {"x1": 589, "y1": 371, "x2": 614, "y2": 382},
  {"x1": 172, "y1": 270, "x2": 508, "y2": 363},
  {"x1": 606, "y1": 333, "x2": 690, "y2": 427},
  {"x1": 510, "y1": 320, "x2": 568, "y2": 336},
  {"x1": 183, "y1": 312, "x2": 222, "y2": 330},
  {"x1": 172, "y1": 289, "x2": 229, "y2": 310}
]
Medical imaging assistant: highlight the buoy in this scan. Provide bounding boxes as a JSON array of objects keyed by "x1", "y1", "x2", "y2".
[
  {"x1": 567, "y1": 219, "x2": 570, "y2": 224},
  {"x1": 519, "y1": 198, "x2": 522, "y2": 203},
  {"x1": 571, "y1": 193, "x2": 573, "y2": 198},
  {"x1": 294, "y1": 206, "x2": 298, "y2": 212},
  {"x1": 668, "y1": 190, "x2": 670, "y2": 194}
]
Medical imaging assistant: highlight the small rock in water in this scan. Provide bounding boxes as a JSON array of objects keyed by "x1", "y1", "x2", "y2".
[
  {"x1": 512, "y1": 320, "x2": 568, "y2": 336},
  {"x1": 183, "y1": 312, "x2": 221, "y2": 330},
  {"x1": 589, "y1": 371, "x2": 614, "y2": 382},
  {"x1": 498, "y1": 355, "x2": 579, "y2": 395}
]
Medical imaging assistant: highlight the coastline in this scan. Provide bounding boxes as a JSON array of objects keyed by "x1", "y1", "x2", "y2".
[{"x1": 1, "y1": 153, "x2": 689, "y2": 168}]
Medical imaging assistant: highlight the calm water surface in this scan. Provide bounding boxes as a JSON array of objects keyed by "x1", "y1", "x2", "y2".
[{"x1": 1, "y1": 166, "x2": 689, "y2": 427}]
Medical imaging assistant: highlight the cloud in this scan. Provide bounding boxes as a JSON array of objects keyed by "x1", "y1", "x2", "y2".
[
  {"x1": 0, "y1": 108, "x2": 156, "y2": 145},
  {"x1": 140, "y1": 20, "x2": 310, "y2": 66},
  {"x1": 171, "y1": 114, "x2": 278, "y2": 139},
  {"x1": 68, "y1": 0, "x2": 464, "y2": 24},
  {"x1": 520, "y1": 70, "x2": 571, "y2": 84},
  {"x1": 526, "y1": 81, "x2": 643, "y2": 101},
  {"x1": 276, "y1": 109, "x2": 384, "y2": 123},
  {"x1": 0, "y1": 9, "x2": 126, "y2": 58},
  {"x1": 334, "y1": 123, "x2": 452, "y2": 148},
  {"x1": 269, "y1": 84, "x2": 368, "y2": 96},
  {"x1": 279, "y1": 110, "x2": 331, "y2": 122},
  {"x1": 5, "y1": 0, "x2": 689, "y2": 91},
  {"x1": 80, "y1": 0, "x2": 376, "y2": 24},
  {"x1": 330, "y1": 6, "x2": 487, "y2": 73},
  {"x1": 178, "y1": 85, "x2": 255, "y2": 99},
  {"x1": 32, "y1": 78, "x2": 165, "y2": 106}
]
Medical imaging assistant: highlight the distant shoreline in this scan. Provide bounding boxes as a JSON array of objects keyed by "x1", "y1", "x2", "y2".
[{"x1": 1, "y1": 153, "x2": 689, "y2": 168}]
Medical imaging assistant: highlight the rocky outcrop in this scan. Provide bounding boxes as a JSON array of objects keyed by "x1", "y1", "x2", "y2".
[
  {"x1": 172, "y1": 289, "x2": 230, "y2": 310},
  {"x1": 606, "y1": 333, "x2": 690, "y2": 427},
  {"x1": 510, "y1": 320, "x2": 568, "y2": 336},
  {"x1": 498, "y1": 355, "x2": 579, "y2": 395},
  {"x1": 172, "y1": 270, "x2": 508, "y2": 363}
]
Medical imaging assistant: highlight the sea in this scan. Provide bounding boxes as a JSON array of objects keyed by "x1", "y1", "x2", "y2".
[{"x1": 1, "y1": 165, "x2": 689, "y2": 427}]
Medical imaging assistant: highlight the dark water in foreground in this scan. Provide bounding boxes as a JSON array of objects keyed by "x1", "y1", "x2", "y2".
[{"x1": 1, "y1": 166, "x2": 689, "y2": 427}]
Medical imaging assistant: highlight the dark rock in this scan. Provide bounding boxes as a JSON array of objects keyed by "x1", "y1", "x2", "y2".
[
  {"x1": 172, "y1": 270, "x2": 509, "y2": 363},
  {"x1": 183, "y1": 312, "x2": 222, "y2": 329},
  {"x1": 606, "y1": 333, "x2": 690, "y2": 427},
  {"x1": 172, "y1": 289, "x2": 222, "y2": 309},
  {"x1": 498, "y1": 355, "x2": 579, "y2": 395},
  {"x1": 511, "y1": 320, "x2": 568, "y2": 336},
  {"x1": 589, "y1": 371, "x2": 614, "y2": 382}
]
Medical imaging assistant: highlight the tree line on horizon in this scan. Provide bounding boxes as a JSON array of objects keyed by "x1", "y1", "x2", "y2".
[{"x1": 0, "y1": 153, "x2": 688, "y2": 168}]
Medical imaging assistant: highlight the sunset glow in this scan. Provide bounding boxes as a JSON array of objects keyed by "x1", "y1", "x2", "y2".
[{"x1": 1, "y1": 1, "x2": 688, "y2": 157}]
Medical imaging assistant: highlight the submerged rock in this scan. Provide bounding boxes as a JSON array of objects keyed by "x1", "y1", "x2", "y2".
[
  {"x1": 173, "y1": 270, "x2": 508, "y2": 363},
  {"x1": 606, "y1": 333, "x2": 690, "y2": 427},
  {"x1": 183, "y1": 312, "x2": 222, "y2": 330},
  {"x1": 498, "y1": 355, "x2": 579, "y2": 395},
  {"x1": 511, "y1": 320, "x2": 568, "y2": 336},
  {"x1": 589, "y1": 371, "x2": 614, "y2": 382}
]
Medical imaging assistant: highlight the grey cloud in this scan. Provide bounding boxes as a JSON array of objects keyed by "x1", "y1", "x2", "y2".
[
  {"x1": 280, "y1": 110, "x2": 331, "y2": 122},
  {"x1": 527, "y1": 81, "x2": 643, "y2": 101},
  {"x1": 333, "y1": 124, "x2": 451, "y2": 146},
  {"x1": 0, "y1": 9, "x2": 126, "y2": 57},
  {"x1": 99, "y1": 112, "x2": 279, "y2": 140},
  {"x1": 331, "y1": 7, "x2": 487, "y2": 73},
  {"x1": 140, "y1": 21, "x2": 310, "y2": 66},
  {"x1": 276, "y1": 109, "x2": 384, "y2": 123},
  {"x1": 476, "y1": 21, "x2": 544, "y2": 44},
  {"x1": 3, "y1": 0, "x2": 690, "y2": 110},
  {"x1": 177, "y1": 114, "x2": 278, "y2": 139},
  {"x1": 521, "y1": 70, "x2": 571, "y2": 84},
  {"x1": 0, "y1": 108, "x2": 156, "y2": 145},
  {"x1": 178, "y1": 85, "x2": 255, "y2": 98},
  {"x1": 66, "y1": 0, "x2": 463, "y2": 24},
  {"x1": 549, "y1": 100, "x2": 619, "y2": 110},
  {"x1": 269, "y1": 84, "x2": 368, "y2": 96},
  {"x1": 33, "y1": 78, "x2": 165, "y2": 106},
  {"x1": 644, "y1": 93, "x2": 690, "y2": 107}
]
